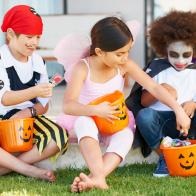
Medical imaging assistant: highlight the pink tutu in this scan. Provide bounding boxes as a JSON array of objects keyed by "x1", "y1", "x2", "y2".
[{"x1": 56, "y1": 110, "x2": 135, "y2": 142}]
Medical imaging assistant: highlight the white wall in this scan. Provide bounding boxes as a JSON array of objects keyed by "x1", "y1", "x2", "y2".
[
  {"x1": 67, "y1": 0, "x2": 145, "y2": 67},
  {"x1": 38, "y1": 14, "x2": 108, "y2": 57}
]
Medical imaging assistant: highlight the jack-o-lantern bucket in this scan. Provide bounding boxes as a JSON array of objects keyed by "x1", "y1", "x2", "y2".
[
  {"x1": 161, "y1": 140, "x2": 196, "y2": 176},
  {"x1": 89, "y1": 91, "x2": 129, "y2": 135},
  {"x1": 0, "y1": 118, "x2": 34, "y2": 152}
]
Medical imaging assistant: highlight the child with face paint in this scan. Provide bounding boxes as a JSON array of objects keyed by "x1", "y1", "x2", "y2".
[
  {"x1": 128, "y1": 11, "x2": 196, "y2": 177},
  {"x1": 0, "y1": 5, "x2": 68, "y2": 181}
]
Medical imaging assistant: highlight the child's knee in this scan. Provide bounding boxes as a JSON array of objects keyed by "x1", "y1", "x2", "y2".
[
  {"x1": 136, "y1": 108, "x2": 157, "y2": 126},
  {"x1": 107, "y1": 127, "x2": 134, "y2": 159},
  {"x1": 74, "y1": 116, "x2": 99, "y2": 142},
  {"x1": 47, "y1": 139, "x2": 60, "y2": 152}
]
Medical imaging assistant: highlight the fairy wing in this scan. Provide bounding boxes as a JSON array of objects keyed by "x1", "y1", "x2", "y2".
[
  {"x1": 126, "y1": 20, "x2": 141, "y2": 43},
  {"x1": 53, "y1": 33, "x2": 91, "y2": 82}
]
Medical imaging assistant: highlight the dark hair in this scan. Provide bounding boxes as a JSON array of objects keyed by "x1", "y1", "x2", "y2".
[
  {"x1": 90, "y1": 17, "x2": 133, "y2": 55},
  {"x1": 149, "y1": 10, "x2": 196, "y2": 57}
]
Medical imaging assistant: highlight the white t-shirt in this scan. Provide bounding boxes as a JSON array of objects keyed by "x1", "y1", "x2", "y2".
[
  {"x1": 148, "y1": 66, "x2": 196, "y2": 111},
  {"x1": 0, "y1": 44, "x2": 49, "y2": 115}
]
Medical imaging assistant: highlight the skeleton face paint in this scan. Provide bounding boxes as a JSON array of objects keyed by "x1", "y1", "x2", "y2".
[{"x1": 167, "y1": 41, "x2": 193, "y2": 71}]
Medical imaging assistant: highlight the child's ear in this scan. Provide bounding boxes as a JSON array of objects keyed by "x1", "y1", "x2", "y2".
[
  {"x1": 7, "y1": 28, "x2": 15, "y2": 40},
  {"x1": 95, "y1": 47, "x2": 103, "y2": 56}
]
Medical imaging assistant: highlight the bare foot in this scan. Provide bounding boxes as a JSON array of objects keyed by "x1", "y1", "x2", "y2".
[
  {"x1": 0, "y1": 167, "x2": 11, "y2": 176},
  {"x1": 26, "y1": 166, "x2": 56, "y2": 182},
  {"x1": 91, "y1": 176, "x2": 109, "y2": 190},
  {"x1": 82, "y1": 173, "x2": 108, "y2": 190},
  {"x1": 71, "y1": 176, "x2": 81, "y2": 192},
  {"x1": 78, "y1": 173, "x2": 94, "y2": 192},
  {"x1": 43, "y1": 171, "x2": 56, "y2": 182}
]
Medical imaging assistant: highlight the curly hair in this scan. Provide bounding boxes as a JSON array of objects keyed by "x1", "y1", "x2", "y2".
[{"x1": 148, "y1": 10, "x2": 196, "y2": 57}]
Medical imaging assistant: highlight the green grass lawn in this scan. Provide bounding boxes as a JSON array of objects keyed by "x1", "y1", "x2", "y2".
[{"x1": 0, "y1": 164, "x2": 196, "y2": 196}]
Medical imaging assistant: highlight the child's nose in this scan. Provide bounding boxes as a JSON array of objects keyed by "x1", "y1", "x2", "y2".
[
  {"x1": 121, "y1": 56, "x2": 128, "y2": 63},
  {"x1": 178, "y1": 56, "x2": 187, "y2": 64}
]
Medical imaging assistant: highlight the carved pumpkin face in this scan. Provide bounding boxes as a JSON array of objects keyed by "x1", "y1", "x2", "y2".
[
  {"x1": 179, "y1": 152, "x2": 194, "y2": 170},
  {"x1": 90, "y1": 90, "x2": 129, "y2": 135},
  {"x1": 18, "y1": 124, "x2": 32, "y2": 142},
  {"x1": 116, "y1": 101, "x2": 127, "y2": 120},
  {"x1": 162, "y1": 141, "x2": 196, "y2": 176}
]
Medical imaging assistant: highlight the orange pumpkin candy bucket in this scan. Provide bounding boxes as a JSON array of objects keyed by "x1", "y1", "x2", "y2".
[
  {"x1": 161, "y1": 140, "x2": 196, "y2": 176},
  {"x1": 89, "y1": 91, "x2": 129, "y2": 135},
  {"x1": 0, "y1": 118, "x2": 34, "y2": 152}
]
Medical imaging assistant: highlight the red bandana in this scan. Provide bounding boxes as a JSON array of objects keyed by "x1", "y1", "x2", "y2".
[{"x1": 1, "y1": 5, "x2": 43, "y2": 35}]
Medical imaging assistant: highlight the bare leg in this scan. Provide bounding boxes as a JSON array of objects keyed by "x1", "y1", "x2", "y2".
[
  {"x1": 76, "y1": 127, "x2": 133, "y2": 192},
  {"x1": 77, "y1": 152, "x2": 121, "y2": 192},
  {"x1": 0, "y1": 140, "x2": 59, "y2": 176},
  {"x1": 85, "y1": 152, "x2": 121, "y2": 177},
  {"x1": 102, "y1": 152, "x2": 121, "y2": 177},
  {"x1": 79, "y1": 136, "x2": 108, "y2": 190},
  {"x1": 71, "y1": 137, "x2": 108, "y2": 192},
  {"x1": 0, "y1": 166, "x2": 12, "y2": 175},
  {"x1": 18, "y1": 139, "x2": 59, "y2": 163},
  {"x1": 0, "y1": 148, "x2": 55, "y2": 181}
]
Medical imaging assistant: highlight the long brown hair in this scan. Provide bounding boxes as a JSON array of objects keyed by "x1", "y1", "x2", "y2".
[{"x1": 90, "y1": 17, "x2": 133, "y2": 55}]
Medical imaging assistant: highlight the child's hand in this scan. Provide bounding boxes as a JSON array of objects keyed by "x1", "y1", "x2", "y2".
[
  {"x1": 93, "y1": 101, "x2": 121, "y2": 122},
  {"x1": 33, "y1": 83, "x2": 54, "y2": 98},
  {"x1": 161, "y1": 83, "x2": 178, "y2": 100},
  {"x1": 181, "y1": 101, "x2": 196, "y2": 118},
  {"x1": 176, "y1": 108, "x2": 191, "y2": 136}
]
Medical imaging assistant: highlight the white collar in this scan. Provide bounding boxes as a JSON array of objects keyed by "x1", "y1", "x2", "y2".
[{"x1": 0, "y1": 44, "x2": 45, "y2": 74}]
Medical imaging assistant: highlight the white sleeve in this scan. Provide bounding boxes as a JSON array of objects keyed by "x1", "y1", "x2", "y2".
[
  {"x1": 0, "y1": 62, "x2": 10, "y2": 104},
  {"x1": 152, "y1": 75, "x2": 158, "y2": 82},
  {"x1": 39, "y1": 63, "x2": 49, "y2": 83},
  {"x1": 37, "y1": 63, "x2": 49, "y2": 107},
  {"x1": 193, "y1": 84, "x2": 196, "y2": 102}
]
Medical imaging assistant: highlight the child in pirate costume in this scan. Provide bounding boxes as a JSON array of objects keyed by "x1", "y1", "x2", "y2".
[
  {"x1": 126, "y1": 11, "x2": 196, "y2": 177},
  {"x1": 0, "y1": 5, "x2": 68, "y2": 181}
]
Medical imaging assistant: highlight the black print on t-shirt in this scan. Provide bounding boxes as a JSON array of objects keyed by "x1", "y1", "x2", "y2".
[{"x1": 0, "y1": 80, "x2": 4, "y2": 90}]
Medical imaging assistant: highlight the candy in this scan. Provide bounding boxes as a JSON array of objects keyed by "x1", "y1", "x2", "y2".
[
  {"x1": 49, "y1": 74, "x2": 63, "y2": 86},
  {"x1": 161, "y1": 136, "x2": 191, "y2": 147},
  {"x1": 161, "y1": 136, "x2": 173, "y2": 147}
]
